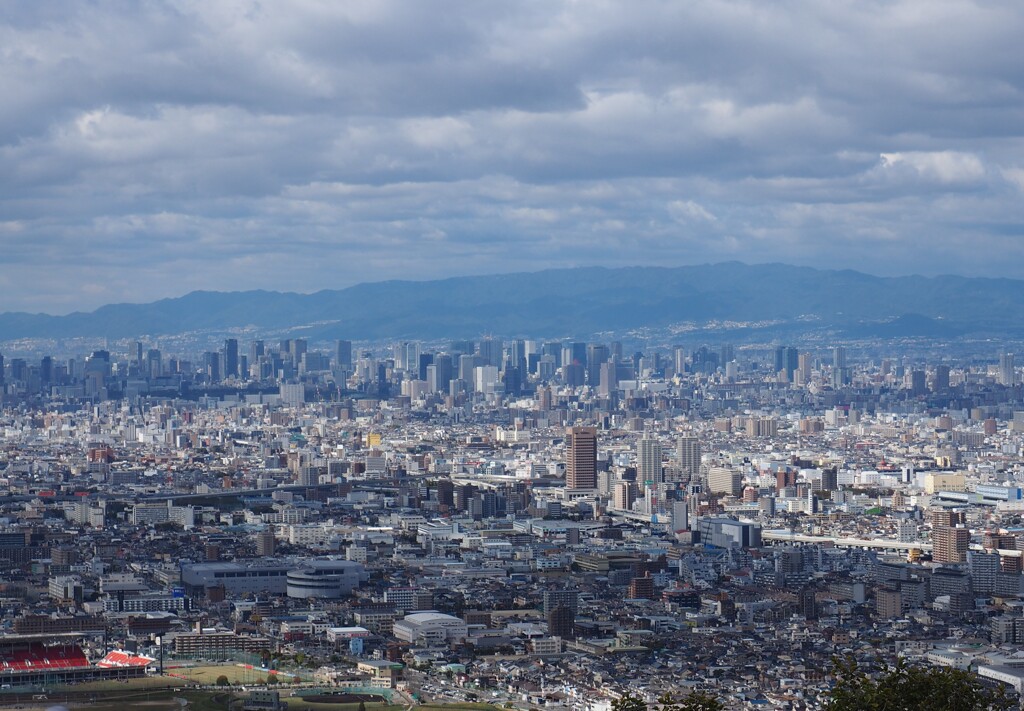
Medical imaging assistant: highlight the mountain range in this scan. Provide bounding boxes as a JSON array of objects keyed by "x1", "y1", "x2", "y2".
[{"x1": 2, "y1": 262, "x2": 1021, "y2": 341}]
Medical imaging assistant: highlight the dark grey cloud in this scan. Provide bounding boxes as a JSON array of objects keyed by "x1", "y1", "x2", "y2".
[{"x1": 1, "y1": 0, "x2": 1024, "y2": 313}]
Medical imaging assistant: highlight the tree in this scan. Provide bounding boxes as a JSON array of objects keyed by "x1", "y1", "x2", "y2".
[
  {"x1": 611, "y1": 693, "x2": 647, "y2": 711},
  {"x1": 266, "y1": 673, "x2": 279, "y2": 685},
  {"x1": 215, "y1": 675, "x2": 230, "y2": 687},
  {"x1": 659, "y1": 691, "x2": 725, "y2": 711},
  {"x1": 826, "y1": 656, "x2": 1015, "y2": 711}
]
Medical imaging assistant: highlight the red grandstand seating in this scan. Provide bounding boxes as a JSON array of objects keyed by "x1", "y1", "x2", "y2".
[
  {"x1": 0, "y1": 643, "x2": 90, "y2": 671},
  {"x1": 96, "y1": 650, "x2": 154, "y2": 668}
]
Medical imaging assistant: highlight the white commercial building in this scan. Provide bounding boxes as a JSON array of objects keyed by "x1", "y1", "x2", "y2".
[{"x1": 392, "y1": 611, "x2": 468, "y2": 646}]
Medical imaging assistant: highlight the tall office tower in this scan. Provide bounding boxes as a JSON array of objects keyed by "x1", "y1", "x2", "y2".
[
  {"x1": 250, "y1": 340, "x2": 265, "y2": 363},
  {"x1": 376, "y1": 362, "x2": 390, "y2": 398},
  {"x1": 537, "y1": 355, "x2": 556, "y2": 381},
  {"x1": 637, "y1": 436, "x2": 663, "y2": 485},
  {"x1": 290, "y1": 338, "x2": 307, "y2": 363},
  {"x1": 933, "y1": 526, "x2": 970, "y2": 564},
  {"x1": 0, "y1": 353, "x2": 5, "y2": 384},
  {"x1": 796, "y1": 352, "x2": 812, "y2": 384},
  {"x1": 563, "y1": 363, "x2": 585, "y2": 387},
  {"x1": 569, "y1": 342, "x2": 587, "y2": 367},
  {"x1": 133, "y1": 341, "x2": 144, "y2": 365},
  {"x1": 880, "y1": 358, "x2": 892, "y2": 377},
  {"x1": 223, "y1": 338, "x2": 239, "y2": 378},
  {"x1": 432, "y1": 354, "x2": 453, "y2": 393},
  {"x1": 586, "y1": 344, "x2": 610, "y2": 386},
  {"x1": 478, "y1": 337, "x2": 503, "y2": 367},
  {"x1": 204, "y1": 352, "x2": 221, "y2": 381},
  {"x1": 933, "y1": 365, "x2": 951, "y2": 392},
  {"x1": 565, "y1": 426, "x2": 598, "y2": 491},
  {"x1": 785, "y1": 347, "x2": 799, "y2": 380},
  {"x1": 541, "y1": 342, "x2": 563, "y2": 369},
  {"x1": 418, "y1": 353, "x2": 434, "y2": 381},
  {"x1": 511, "y1": 339, "x2": 528, "y2": 374},
  {"x1": 668, "y1": 346, "x2": 684, "y2": 376},
  {"x1": 39, "y1": 356, "x2": 52, "y2": 387},
  {"x1": 537, "y1": 385, "x2": 552, "y2": 411},
  {"x1": 774, "y1": 346, "x2": 787, "y2": 376},
  {"x1": 449, "y1": 340, "x2": 474, "y2": 357},
  {"x1": 425, "y1": 365, "x2": 439, "y2": 393},
  {"x1": 675, "y1": 435, "x2": 701, "y2": 484},
  {"x1": 598, "y1": 361, "x2": 617, "y2": 396},
  {"x1": 719, "y1": 344, "x2": 735, "y2": 366},
  {"x1": 458, "y1": 354, "x2": 478, "y2": 382},
  {"x1": 474, "y1": 365, "x2": 500, "y2": 393},
  {"x1": 910, "y1": 370, "x2": 927, "y2": 396},
  {"x1": 832, "y1": 346, "x2": 849, "y2": 387},
  {"x1": 1000, "y1": 353, "x2": 1016, "y2": 386},
  {"x1": 833, "y1": 346, "x2": 846, "y2": 370},
  {"x1": 147, "y1": 349, "x2": 162, "y2": 379},
  {"x1": 335, "y1": 340, "x2": 352, "y2": 369},
  {"x1": 394, "y1": 341, "x2": 418, "y2": 372},
  {"x1": 610, "y1": 341, "x2": 623, "y2": 361},
  {"x1": 502, "y1": 357, "x2": 522, "y2": 396}
]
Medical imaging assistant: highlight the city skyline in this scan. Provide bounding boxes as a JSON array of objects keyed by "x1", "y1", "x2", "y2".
[{"x1": 2, "y1": 1, "x2": 1024, "y2": 313}]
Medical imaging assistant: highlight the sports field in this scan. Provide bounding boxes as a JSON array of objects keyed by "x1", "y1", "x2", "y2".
[{"x1": 164, "y1": 663, "x2": 305, "y2": 686}]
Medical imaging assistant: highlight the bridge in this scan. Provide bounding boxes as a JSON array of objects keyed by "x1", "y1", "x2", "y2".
[{"x1": 762, "y1": 530, "x2": 933, "y2": 552}]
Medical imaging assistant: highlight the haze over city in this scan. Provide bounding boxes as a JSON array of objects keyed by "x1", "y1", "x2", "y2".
[
  {"x1": 2, "y1": 1, "x2": 1024, "y2": 313},
  {"x1": 5, "y1": 4, "x2": 1024, "y2": 711}
]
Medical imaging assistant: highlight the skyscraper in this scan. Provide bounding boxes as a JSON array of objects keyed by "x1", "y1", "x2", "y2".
[
  {"x1": 832, "y1": 346, "x2": 849, "y2": 387},
  {"x1": 675, "y1": 435, "x2": 701, "y2": 484},
  {"x1": 547, "y1": 605, "x2": 575, "y2": 639},
  {"x1": 637, "y1": 436, "x2": 663, "y2": 485},
  {"x1": 1000, "y1": 353, "x2": 1016, "y2": 386},
  {"x1": 565, "y1": 426, "x2": 597, "y2": 491},
  {"x1": 290, "y1": 339, "x2": 307, "y2": 364},
  {"x1": 796, "y1": 352, "x2": 812, "y2": 385},
  {"x1": 933, "y1": 526, "x2": 970, "y2": 564},
  {"x1": 774, "y1": 346, "x2": 798, "y2": 380},
  {"x1": 586, "y1": 344, "x2": 609, "y2": 386},
  {"x1": 223, "y1": 338, "x2": 239, "y2": 378},
  {"x1": 910, "y1": 369, "x2": 927, "y2": 396},
  {"x1": 478, "y1": 337, "x2": 503, "y2": 367},
  {"x1": 204, "y1": 351, "x2": 221, "y2": 381},
  {"x1": 335, "y1": 340, "x2": 352, "y2": 370},
  {"x1": 432, "y1": 354, "x2": 453, "y2": 393}
]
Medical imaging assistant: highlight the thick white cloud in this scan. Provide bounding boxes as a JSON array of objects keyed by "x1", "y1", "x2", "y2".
[{"x1": 1, "y1": 0, "x2": 1023, "y2": 313}]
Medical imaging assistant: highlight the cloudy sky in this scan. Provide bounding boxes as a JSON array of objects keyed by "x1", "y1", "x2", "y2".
[{"x1": 2, "y1": 1, "x2": 1023, "y2": 314}]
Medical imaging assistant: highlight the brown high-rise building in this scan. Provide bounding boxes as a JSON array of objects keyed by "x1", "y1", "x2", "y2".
[
  {"x1": 547, "y1": 605, "x2": 575, "y2": 639},
  {"x1": 565, "y1": 426, "x2": 597, "y2": 490},
  {"x1": 256, "y1": 530, "x2": 276, "y2": 557},
  {"x1": 931, "y1": 510, "x2": 966, "y2": 529},
  {"x1": 933, "y1": 526, "x2": 970, "y2": 564},
  {"x1": 776, "y1": 469, "x2": 797, "y2": 491},
  {"x1": 628, "y1": 574, "x2": 655, "y2": 600}
]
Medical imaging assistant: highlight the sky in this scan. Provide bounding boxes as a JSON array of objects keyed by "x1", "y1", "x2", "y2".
[{"x1": 2, "y1": 1, "x2": 1024, "y2": 314}]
